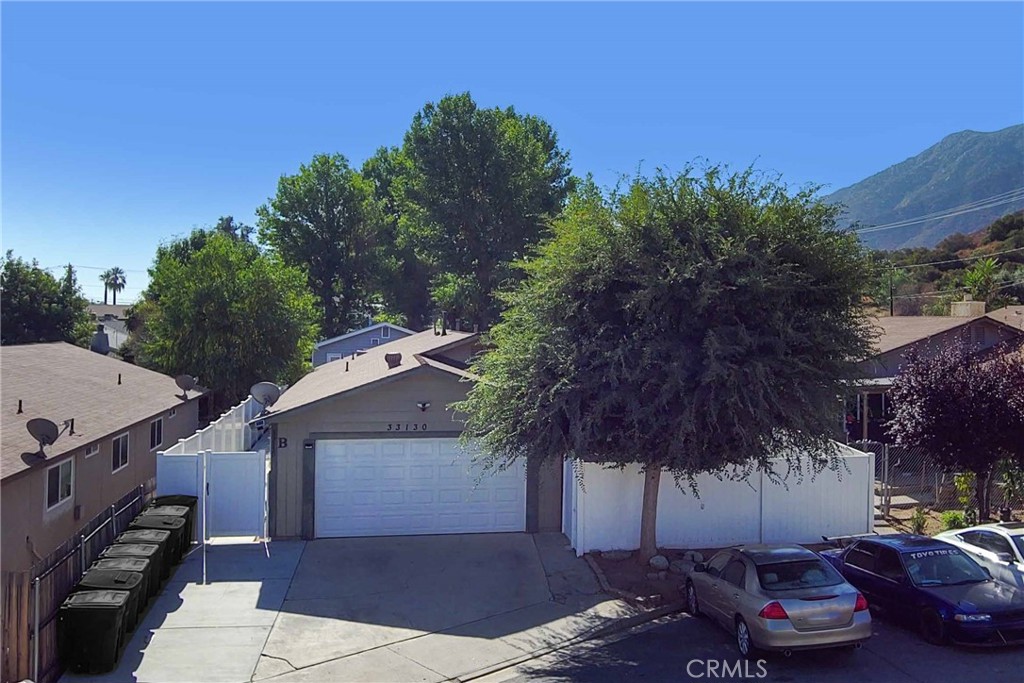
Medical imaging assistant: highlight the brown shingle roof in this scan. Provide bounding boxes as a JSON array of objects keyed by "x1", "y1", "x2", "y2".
[
  {"x1": 1, "y1": 343, "x2": 200, "y2": 481},
  {"x1": 986, "y1": 306, "x2": 1024, "y2": 331},
  {"x1": 871, "y1": 316, "x2": 976, "y2": 354},
  {"x1": 266, "y1": 330, "x2": 476, "y2": 420}
]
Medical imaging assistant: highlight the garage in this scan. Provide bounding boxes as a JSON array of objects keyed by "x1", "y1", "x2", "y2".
[{"x1": 314, "y1": 438, "x2": 526, "y2": 538}]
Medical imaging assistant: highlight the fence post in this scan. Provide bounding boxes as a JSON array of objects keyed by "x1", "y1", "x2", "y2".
[
  {"x1": 111, "y1": 504, "x2": 118, "y2": 536},
  {"x1": 882, "y1": 445, "x2": 891, "y2": 517},
  {"x1": 32, "y1": 576, "x2": 40, "y2": 683}
]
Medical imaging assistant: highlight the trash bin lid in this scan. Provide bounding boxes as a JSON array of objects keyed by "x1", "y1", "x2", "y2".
[
  {"x1": 151, "y1": 494, "x2": 198, "y2": 508},
  {"x1": 117, "y1": 529, "x2": 171, "y2": 544},
  {"x1": 92, "y1": 558, "x2": 150, "y2": 573},
  {"x1": 62, "y1": 590, "x2": 129, "y2": 609},
  {"x1": 79, "y1": 569, "x2": 143, "y2": 590},
  {"x1": 141, "y1": 505, "x2": 190, "y2": 517},
  {"x1": 100, "y1": 543, "x2": 160, "y2": 558},
  {"x1": 129, "y1": 515, "x2": 186, "y2": 531}
]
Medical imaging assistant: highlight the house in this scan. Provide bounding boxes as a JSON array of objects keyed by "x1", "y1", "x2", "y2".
[
  {"x1": 850, "y1": 312, "x2": 1023, "y2": 442},
  {"x1": 87, "y1": 303, "x2": 130, "y2": 350},
  {"x1": 987, "y1": 305, "x2": 1024, "y2": 331},
  {"x1": 311, "y1": 322, "x2": 415, "y2": 367},
  {"x1": 264, "y1": 329, "x2": 563, "y2": 540},
  {"x1": 0, "y1": 343, "x2": 203, "y2": 571}
]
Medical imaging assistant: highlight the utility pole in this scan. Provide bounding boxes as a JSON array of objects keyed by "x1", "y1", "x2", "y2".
[{"x1": 889, "y1": 265, "x2": 895, "y2": 316}]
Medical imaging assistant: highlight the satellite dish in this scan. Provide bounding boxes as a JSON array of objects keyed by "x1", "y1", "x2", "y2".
[
  {"x1": 175, "y1": 375, "x2": 197, "y2": 396},
  {"x1": 26, "y1": 418, "x2": 60, "y2": 451},
  {"x1": 250, "y1": 382, "x2": 281, "y2": 409}
]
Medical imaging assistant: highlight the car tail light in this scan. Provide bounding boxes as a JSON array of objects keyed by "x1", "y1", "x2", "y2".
[
  {"x1": 854, "y1": 593, "x2": 869, "y2": 612},
  {"x1": 758, "y1": 601, "x2": 789, "y2": 620}
]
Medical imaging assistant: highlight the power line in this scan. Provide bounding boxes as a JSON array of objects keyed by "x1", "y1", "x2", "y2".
[
  {"x1": 854, "y1": 189, "x2": 1024, "y2": 234},
  {"x1": 43, "y1": 264, "x2": 149, "y2": 274},
  {"x1": 894, "y1": 278, "x2": 1024, "y2": 300}
]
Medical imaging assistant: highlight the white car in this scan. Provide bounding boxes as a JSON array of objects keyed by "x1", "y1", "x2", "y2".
[{"x1": 935, "y1": 522, "x2": 1024, "y2": 589}]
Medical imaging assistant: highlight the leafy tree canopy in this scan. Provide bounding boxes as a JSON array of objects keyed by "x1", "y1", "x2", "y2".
[
  {"x1": 134, "y1": 232, "x2": 318, "y2": 408},
  {"x1": 257, "y1": 154, "x2": 381, "y2": 338},
  {"x1": 458, "y1": 168, "x2": 875, "y2": 556},
  {"x1": 888, "y1": 339, "x2": 1024, "y2": 517},
  {"x1": 400, "y1": 92, "x2": 574, "y2": 328},
  {"x1": 1, "y1": 253, "x2": 92, "y2": 346}
]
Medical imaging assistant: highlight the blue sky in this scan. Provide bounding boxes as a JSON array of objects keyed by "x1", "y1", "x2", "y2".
[{"x1": 3, "y1": 2, "x2": 1022, "y2": 304}]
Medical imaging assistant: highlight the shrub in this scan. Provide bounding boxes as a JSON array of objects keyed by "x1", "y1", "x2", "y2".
[
  {"x1": 910, "y1": 507, "x2": 928, "y2": 535},
  {"x1": 940, "y1": 510, "x2": 967, "y2": 531}
]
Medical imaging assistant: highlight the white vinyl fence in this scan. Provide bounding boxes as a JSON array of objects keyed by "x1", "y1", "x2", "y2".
[
  {"x1": 564, "y1": 443, "x2": 873, "y2": 555},
  {"x1": 165, "y1": 395, "x2": 266, "y2": 454}
]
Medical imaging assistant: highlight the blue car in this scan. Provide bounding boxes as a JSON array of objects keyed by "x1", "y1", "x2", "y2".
[{"x1": 820, "y1": 534, "x2": 1024, "y2": 646}]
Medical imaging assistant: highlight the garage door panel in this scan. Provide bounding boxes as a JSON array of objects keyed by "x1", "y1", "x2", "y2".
[{"x1": 315, "y1": 438, "x2": 525, "y2": 538}]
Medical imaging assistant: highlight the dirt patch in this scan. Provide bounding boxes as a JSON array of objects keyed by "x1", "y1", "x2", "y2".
[{"x1": 884, "y1": 507, "x2": 1023, "y2": 535}]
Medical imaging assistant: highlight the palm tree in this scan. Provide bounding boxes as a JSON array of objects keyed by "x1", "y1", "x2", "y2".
[
  {"x1": 105, "y1": 267, "x2": 127, "y2": 305},
  {"x1": 99, "y1": 268, "x2": 112, "y2": 304}
]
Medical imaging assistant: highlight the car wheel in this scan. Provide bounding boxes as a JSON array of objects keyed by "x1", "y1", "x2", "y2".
[
  {"x1": 686, "y1": 582, "x2": 701, "y2": 617},
  {"x1": 735, "y1": 617, "x2": 758, "y2": 659},
  {"x1": 919, "y1": 608, "x2": 947, "y2": 646}
]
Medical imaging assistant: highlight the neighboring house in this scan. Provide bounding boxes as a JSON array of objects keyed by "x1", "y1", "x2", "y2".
[
  {"x1": 987, "y1": 305, "x2": 1024, "y2": 331},
  {"x1": 88, "y1": 303, "x2": 130, "y2": 350},
  {"x1": 0, "y1": 343, "x2": 203, "y2": 571},
  {"x1": 264, "y1": 329, "x2": 562, "y2": 540},
  {"x1": 849, "y1": 312, "x2": 1023, "y2": 442},
  {"x1": 311, "y1": 322, "x2": 415, "y2": 367}
]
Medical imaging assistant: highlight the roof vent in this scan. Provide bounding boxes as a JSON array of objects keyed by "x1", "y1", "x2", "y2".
[{"x1": 385, "y1": 353, "x2": 402, "y2": 369}]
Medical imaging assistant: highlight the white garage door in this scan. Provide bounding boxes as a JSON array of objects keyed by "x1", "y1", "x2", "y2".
[{"x1": 314, "y1": 438, "x2": 526, "y2": 538}]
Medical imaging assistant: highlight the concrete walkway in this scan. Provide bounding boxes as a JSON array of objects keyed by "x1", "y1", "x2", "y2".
[{"x1": 62, "y1": 533, "x2": 638, "y2": 683}]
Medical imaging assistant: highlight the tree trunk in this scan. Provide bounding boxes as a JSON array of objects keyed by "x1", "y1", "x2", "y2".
[
  {"x1": 112, "y1": 289, "x2": 117, "y2": 305},
  {"x1": 103, "y1": 287, "x2": 108, "y2": 305},
  {"x1": 975, "y1": 469, "x2": 991, "y2": 521},
  {"x1": 639, "y1": 466, "x2": 661, "y2": 564}
]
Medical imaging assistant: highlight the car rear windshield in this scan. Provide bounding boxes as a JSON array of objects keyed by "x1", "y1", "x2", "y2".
[
  {"x1": 756, "y1": 559, "x2": 844, "y2": 591},
  {"x1": 903, "y1": 548, "x2": 990, "y2": 586}
]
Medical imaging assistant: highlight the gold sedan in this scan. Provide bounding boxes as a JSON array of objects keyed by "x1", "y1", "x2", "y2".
[{"x1": 685, "y1": 544, "x2": 872, "y2": 657}]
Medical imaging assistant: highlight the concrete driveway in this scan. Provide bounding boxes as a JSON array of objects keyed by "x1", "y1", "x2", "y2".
[{"x1": 63, "y1": 533, "x2": 634, "y2": 683}]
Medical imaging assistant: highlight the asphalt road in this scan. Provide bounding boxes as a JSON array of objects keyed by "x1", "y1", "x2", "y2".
[{"x1": 493, "y1": 611, "x2": 1024, "y2": 683}]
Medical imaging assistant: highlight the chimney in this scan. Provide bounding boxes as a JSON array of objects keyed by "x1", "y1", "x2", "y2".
[
  {"x1": 950, "y1": 295, "x2": 986, "y2": 318},
  {"x1": 90, "y1": 324, "x2": 110, "y2": 355},
  {"x1": 384, "y1": 353, "x2": 402, "y2": 369}
]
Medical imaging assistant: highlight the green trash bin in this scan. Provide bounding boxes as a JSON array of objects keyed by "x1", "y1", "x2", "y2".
[
  {"x1": 91, "y1": 557, "x2": 154, "y2": 608},
  {"x1": 138, "y1": 505, "x2": 192, "y2": 561},
  {"x1": 73, "y1": 569, "x2": 144, "y2": 633},
  {"x1": 147, "y1": 495, "x2": 198, "y2": 551},
  {"x1": 98, "y1": 543, "x2": 163, "y2": 596},
  {"x1": 115, "y1": 529, "x2": 174, "y2": 582},
  {"x1": 128, "y1": 516, "x2": 187, "y2": 570},
  {"x1": 58, "y1": 590, "x2": 130, "y2": 674}
]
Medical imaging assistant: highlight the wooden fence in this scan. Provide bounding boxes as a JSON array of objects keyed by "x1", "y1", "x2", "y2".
[{"x1": 2, "y1": 479, "x2": 155, "y2": 683}]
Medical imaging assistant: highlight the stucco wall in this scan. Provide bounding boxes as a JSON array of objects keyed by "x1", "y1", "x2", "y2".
[
  {"x1": 1, "y1": 400, "x2": 199, "y2": 571},
  {"x1": 565, "y1": 445, "x2": 873, "y2": 555}
]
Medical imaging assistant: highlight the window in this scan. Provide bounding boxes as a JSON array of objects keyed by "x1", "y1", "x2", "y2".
[
  {"x1": 150, "y1": 418, "x2": 163, "y2": 450},
  {"x1": 757, "y1": 560, "x2": 843, "y2": 591},
  {"x1": 112, "y1": 433, "x2": 129, "y2": 472},
  {"x1": 903, "y1": 548, "x2": 989, "y2": 587},
  {"x1": 963, "y1": 530, "x2": 1014, "y2": 557},
  {"x1": 46, "y1": 459, "x2": 73, "y2": 510},
  {"x1": 168, "y1": 408, "x2": 176, "y2": 419},
  {"x1": 381, "y1": 326, "x2": 391, "y2": 339},
  {"x1": 706, "y1": 551, "x2": 732, "y2": 578},
  {"x1": 371, "y1": 338, "x2": 380, "y2": 346},
  {"x1": 326, "y1": 353, "x2": 343, "y2": 363},
  {"x1": 845, "y1": 543, "x2": 877, "y2": 572},
  {"x1": 875, "y1": 548, "x2": 906, "y2": 582},
  {"x1": 84, "y1": 444, "x2": 99, "y2": 458},
  {"x1": 722, "y1": 561, "x2": 747, "y2": 589}
]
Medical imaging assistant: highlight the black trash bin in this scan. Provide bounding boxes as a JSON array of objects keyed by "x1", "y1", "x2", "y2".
[
  {"x1": 58, "y1": 590, "x2": 130, "y2": 674},
  {"x1": 98, "y1": 543, "x2": 163, "y2": 596},
  {"x1": 91, "y1": 557, "x2": 154, "y2": 607},
  {"x1": 115, "y1": 529, "x2": 174, "y2": 582},
  {"x1": 128, "y1": 516, "x2": 187, "y2": 569},
  {"x1": 73, "y1": 569, "x2": 145, "y2": 633},
  {"x1": 147, "y1": 495, "x2": 198, "y2": 551},
  {"x1": 138, "y1": 505, "x2": 192, "y2": 561}
]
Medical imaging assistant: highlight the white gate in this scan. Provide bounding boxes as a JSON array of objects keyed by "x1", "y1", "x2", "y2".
[{"x1": 156, "y1": 449, "x2": 267, "y2": 541}]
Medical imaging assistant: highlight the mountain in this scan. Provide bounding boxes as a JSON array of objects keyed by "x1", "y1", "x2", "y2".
[{"x1": 825, "y1": 124, "x2": 1024, "y2": 250}]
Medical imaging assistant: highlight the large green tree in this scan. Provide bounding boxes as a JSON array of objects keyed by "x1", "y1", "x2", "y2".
[
  {"x1": 1, "y1": 253, "x2": 92, "y2": 346},
  {"x1": 135, "y1": 231, "x2": 318, "y2": 409},
  {"x1": 400, "y1": 92, "x2": 573, "y2": 328},
  {"x1": 257, "y1": 154, "x2": 381, "y2": 337},
  {"x1": 457, "y1": 169, "x2": 876, "y2": 562}
]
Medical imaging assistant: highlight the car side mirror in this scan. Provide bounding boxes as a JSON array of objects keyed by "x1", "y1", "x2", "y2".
[
  {"x1": 693, "y1": 563, "x2": 707, "y2": 573},
  {"x1": 995, "y1": 553, "x2": 1013, "y2": 564}
]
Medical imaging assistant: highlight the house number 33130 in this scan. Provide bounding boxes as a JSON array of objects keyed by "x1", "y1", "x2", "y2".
[{"x1": 387, "y1": 423, "x2": 428, "y2": 431}]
